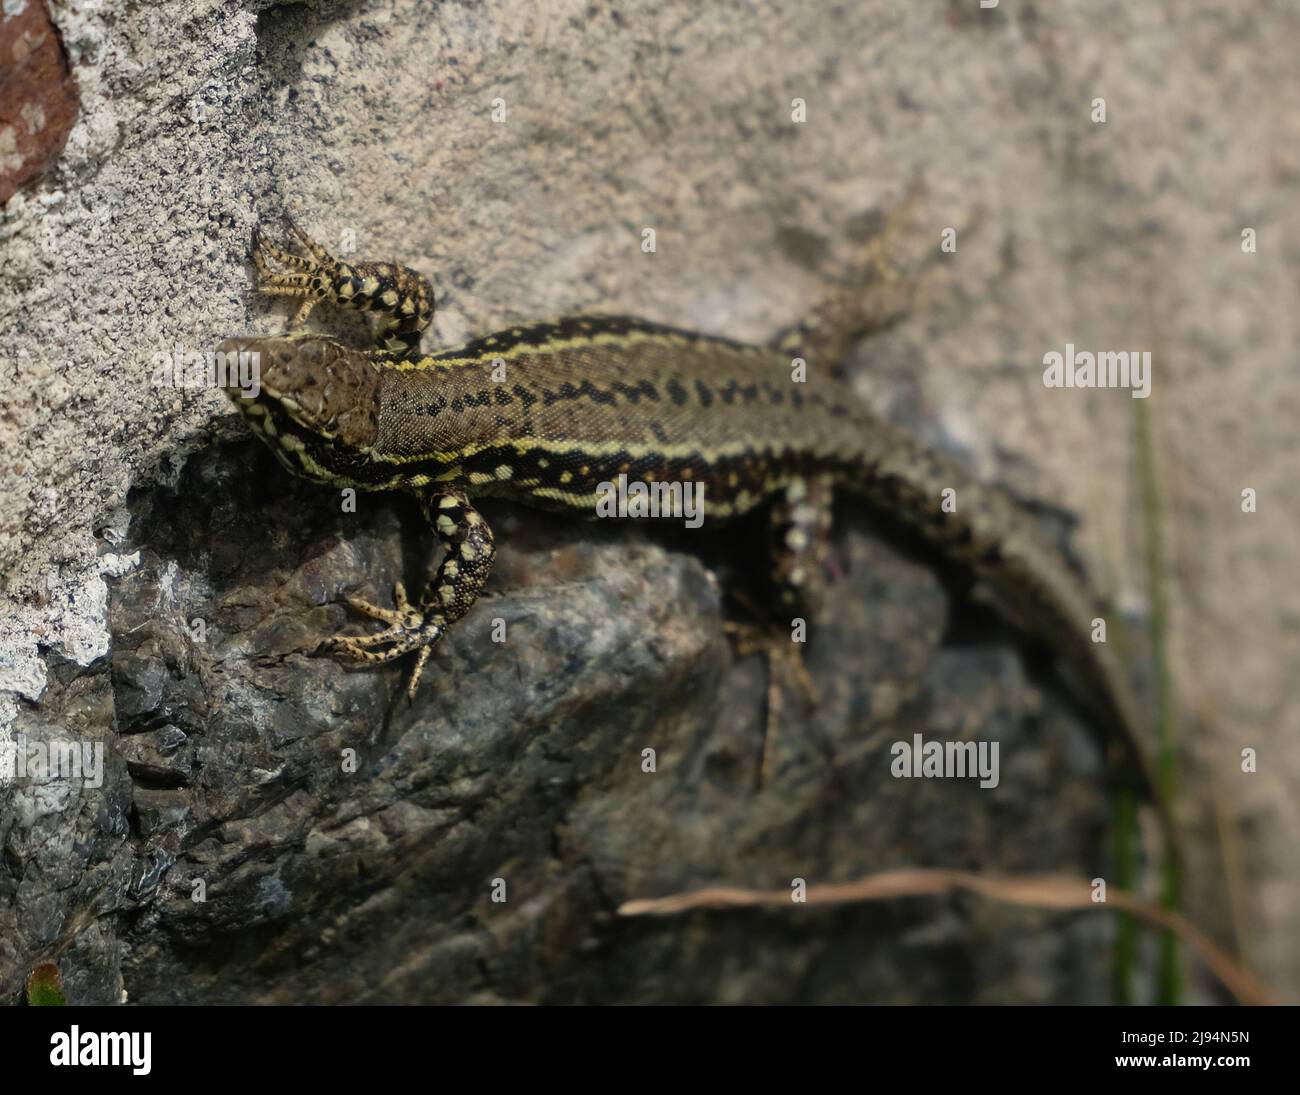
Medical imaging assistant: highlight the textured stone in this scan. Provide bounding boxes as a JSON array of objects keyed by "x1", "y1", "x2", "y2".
[
  {"x1": 0, "y1": 1, "x2": 79, "y2": 204},
  {"x1": 0, "y1": 436, "x2": 1133, "y2": 1004}
]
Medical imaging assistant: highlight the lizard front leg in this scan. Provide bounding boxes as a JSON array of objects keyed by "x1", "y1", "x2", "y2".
[
  {"x1": 252, "y1": 220, "x2": 435, "y2": 359},
  {"x1": 326, "y1": 489, "x2": 496, "y2": 698}
]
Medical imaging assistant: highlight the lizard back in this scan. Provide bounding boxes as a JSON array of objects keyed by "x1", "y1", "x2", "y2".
[{"x1": 371, "y1": 315, "x2": 883, "y2": 517}]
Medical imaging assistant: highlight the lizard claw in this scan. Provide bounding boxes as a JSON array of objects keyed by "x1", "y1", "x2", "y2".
[
  {"x1": 323, "y1": 584, "x2": 446, "y2": 698},
  {"x1": 249, "y1": 219, "x2": 435, "y2": 358}
]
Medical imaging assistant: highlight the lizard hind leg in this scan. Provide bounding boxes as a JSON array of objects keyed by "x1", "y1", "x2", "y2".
[
  {"x1": 770, "y1": 182, "x2": 926, "y2": 365},
  {"x1": 762, "y1": 472, "x2": 834, "y2": 718},
  {"x1": 726, "y1": 474, "x2": 834, "y2": 784},
  {"x1": 252, "y1": 219, "x2": 436, "y2": 360},
  {"x1": 768, "y1": 473, "x2": 834, "y2": 626}
]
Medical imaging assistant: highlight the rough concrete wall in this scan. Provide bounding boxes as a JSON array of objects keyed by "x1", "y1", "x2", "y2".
[{"x1": 1, "y1": 0, "x2": 1296, "y2": 1002}]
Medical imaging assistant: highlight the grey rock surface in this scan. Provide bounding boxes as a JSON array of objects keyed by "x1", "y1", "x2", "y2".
[{"x1": 7, "y1": 436, "x2": 1123, "y2": 1004}]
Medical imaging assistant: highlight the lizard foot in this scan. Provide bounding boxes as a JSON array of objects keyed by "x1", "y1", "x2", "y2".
[
  {"x1": 251, "y1": 218, "x2": 435, "y2": 358},
  {"x1": 724, "y1": 605, "x2": 820, "y2": 787},
  {"x1": 323, "y1": 582, "x2": 444, "y2": 699}
]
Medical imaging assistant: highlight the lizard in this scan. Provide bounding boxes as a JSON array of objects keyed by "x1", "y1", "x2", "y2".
[{"x1": 216, "y1": 210, "x2": 1169, "y2": 824}]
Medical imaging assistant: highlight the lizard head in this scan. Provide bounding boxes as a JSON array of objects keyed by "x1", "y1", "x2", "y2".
[{"x1": 217, "y1": 333, "x2": 382, "y2": 481}]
